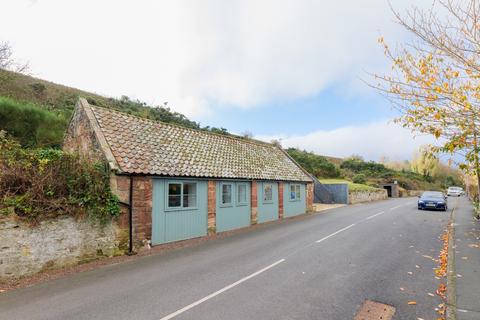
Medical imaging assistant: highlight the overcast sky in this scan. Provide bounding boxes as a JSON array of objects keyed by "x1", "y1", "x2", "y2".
[{"x1": 1, "y1": 0, "x2": 436, "y2": 161}]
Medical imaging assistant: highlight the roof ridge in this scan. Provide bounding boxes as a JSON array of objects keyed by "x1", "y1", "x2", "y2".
[{"x1": 88, "y1": 102, "x2": 277, "y2": 149}]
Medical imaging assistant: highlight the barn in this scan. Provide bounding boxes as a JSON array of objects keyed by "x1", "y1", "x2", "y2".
[{"x1": 64, "y1": 98, "x2": 314, "y2": 250}]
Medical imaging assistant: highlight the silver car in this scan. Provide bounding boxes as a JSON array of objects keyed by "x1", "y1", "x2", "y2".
[{"x1": 447, "y1": 186, "x2": 463, "y2": 197}]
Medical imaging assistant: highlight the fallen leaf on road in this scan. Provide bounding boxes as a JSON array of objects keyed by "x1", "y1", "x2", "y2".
[
  {"x1": 400, "y1": 287, "x2": 405, "y2": 291},
  {"x1": 407, "y1": 301, "x2": 417, "y2": 305},
  {"x1": 422, "y1": 255, "x2": 434, "y2": 259},
  {"x1": 468, "y1": 244, "x2": 479, "y2": 248},
  {"x1": 461, "y1": 256, "x2": 468, "y2": 260},
  {"x1": 408, "y1": 271, "x2": 413, "y2": 275},
  {"x1": 437, "y1": 283, "x2": 446, "y2": 299},
  {"x1": 456, "y1": 274, "x2": 462, "y2": 277},
  {"x1": 428, "y1": 293, "x2": 435, "y2": 297},
  {"x1": 416, "y1": 265, "x2": 420, "y2": 269},
  {"x1": 409, "y1": 245, "x2": 415, "y2": 248},
  {"x1": 417, "y1": 318, "x2": 424, "y2": 320}
]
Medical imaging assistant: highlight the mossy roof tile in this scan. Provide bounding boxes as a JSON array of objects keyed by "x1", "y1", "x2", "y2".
[{"x1": 88, "y1": 104, "x2": 311, "y2": 182}]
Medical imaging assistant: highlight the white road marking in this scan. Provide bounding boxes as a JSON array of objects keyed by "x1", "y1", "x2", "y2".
[
  {"x1": 158, "y1": 259, "x2": 285, "y2": 320},
  {"x1": 365, "y1": 211, "x2": 385, "y2": 220},
  {"x1": 315, "y1": 224, "x2": 355, "y2": 243},
  {"x1": 390, "y1": 205, "x2": 402, "y2": 210}
]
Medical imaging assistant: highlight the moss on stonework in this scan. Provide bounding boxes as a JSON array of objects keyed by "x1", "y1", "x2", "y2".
[
  {"x1": 116, "y1": 228, "x2": 129, "y2": 252},
  {"x1": 208, "y1": 226, "x2": 216, "y2": 235}
]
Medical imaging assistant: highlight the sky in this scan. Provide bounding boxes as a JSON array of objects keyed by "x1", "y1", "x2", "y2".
[{"x1": 1, "y1": 0, "x2": 436, "y2": 161}]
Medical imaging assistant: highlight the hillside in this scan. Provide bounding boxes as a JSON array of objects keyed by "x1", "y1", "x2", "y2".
[
  {"x1": 0, "y1": 69, "x2": 230, "y2": 147},
  {"x1": 287, "y1": 148, "x2": 462, "y2": 191}
]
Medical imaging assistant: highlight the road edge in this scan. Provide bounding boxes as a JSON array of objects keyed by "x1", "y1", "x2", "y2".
[{"x1": 446, "y1": 203, "x2": 457, "y2": 320}]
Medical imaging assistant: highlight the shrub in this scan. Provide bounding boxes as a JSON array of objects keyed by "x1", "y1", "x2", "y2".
[
  {"x1": 0, "y1": 132, "x2": 119, "y2": 223},
  {"x1": 29, "y1": 82, "x2": 46, "y2": 95},
  {"x1": 352, "y1": 174, "x2": 367, "y2": 184},
  {"x1": 0, "y1": 96, "x2": 68, "y2": 148},
  {"x1": 286, "y1": 148, "x2": 341, "y2": 178}
]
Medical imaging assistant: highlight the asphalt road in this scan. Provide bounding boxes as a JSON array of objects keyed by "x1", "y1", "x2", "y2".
[{"x1": 0, "y1": 197, "x2": 453, "y2": 320}]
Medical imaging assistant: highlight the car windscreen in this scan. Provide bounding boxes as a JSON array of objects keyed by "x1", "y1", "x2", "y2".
[{"x1": 422, "y1": 192, "x2": 444, "y2": 198}]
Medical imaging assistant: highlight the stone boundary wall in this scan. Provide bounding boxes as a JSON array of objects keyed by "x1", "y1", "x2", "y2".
[
  {"x1": 0, "y1": 216, "x2": 127, "y2": 281},
  {"x1": 349, "y1": 189, "x2": 388, "y2": 204},
  {"x1": 404, "y1": 190, "x2": 424, "y2": 197}
]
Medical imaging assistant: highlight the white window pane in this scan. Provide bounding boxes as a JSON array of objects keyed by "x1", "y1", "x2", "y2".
[
  {"x1": 222, "y1": 184, "x2": 232, "y2": 204},
  {"x1": 222, "y1": 193, "x2": 231, "y2": 204},
  {"x1": 238, "y1": 184, "x2": 247, "y2": 203},
  {"x1": 264, "y1": 184, "x2": 273, "y2": 201},
  {"x1": 183, "y1": 183, "x2": 197, "y2": 208},
  {"x1": 183, "y1": 195, "x2": 196, "y2": 207},
  {"x1": 184, "y1": 183, "x2": 196, "y2": 196}
]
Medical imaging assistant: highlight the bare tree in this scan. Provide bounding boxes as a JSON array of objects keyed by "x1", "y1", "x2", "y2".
[{"x1": 0, "y1": 41, "x2": 29, "y2": 73}]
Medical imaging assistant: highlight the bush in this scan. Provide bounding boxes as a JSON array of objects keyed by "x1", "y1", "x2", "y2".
[
  {"x1": 352, "y1": 174, "x2": 367, "y2": 184},
  {"x1": 0, "y1": 132, "x2": 120, "y2": 223},
  {"x1": 286, "y1": 148, "x2": 341, "y2": 178},
  {"x1": 341, "y1": 158, "x2": 390, "y2": 175},
  {"x1": 0, "y1": 96, "x2": 68, "y2": 148}
]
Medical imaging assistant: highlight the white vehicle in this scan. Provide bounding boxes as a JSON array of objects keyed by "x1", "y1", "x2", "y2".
[{"x1": 447, "y1": 186, "x2": 463, "y2": 197}]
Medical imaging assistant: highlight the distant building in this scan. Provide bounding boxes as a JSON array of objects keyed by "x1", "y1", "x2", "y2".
[{"x1": 378, "y1": 182, "x2": 399, "y2": 198}]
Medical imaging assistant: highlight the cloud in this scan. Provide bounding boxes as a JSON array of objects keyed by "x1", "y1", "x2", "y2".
[
  {"x1": 1, "y1": 0, "x2": 431, "y2": 118},
  {"x1": 256, "y1": 120, "x2": 437, "y2": 161}
]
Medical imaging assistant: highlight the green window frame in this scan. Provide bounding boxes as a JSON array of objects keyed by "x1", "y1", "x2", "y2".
[
  {"x1": 263, "y1": 183, "x2": 273, "y2": 204},
  {"x1": 166, "y1": 181, "x2": 197, "y2": 210},
  {"x1": 236, "y1": 183, "x2": 248, "y2": 206},
  {"x1": 220, "y1": 182, "x2": 234, "y2": 207},
  {"x1": 289, "y1": 184, "x2": 301, "y2": 201}
]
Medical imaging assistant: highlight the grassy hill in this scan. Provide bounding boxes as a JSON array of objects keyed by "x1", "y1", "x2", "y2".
[
  {"x1": 287, "y1": 148, "x2": 462, "y2": 191},
  {"x1": 0, "y1": 69, "x2": 231, "y2": 147}
]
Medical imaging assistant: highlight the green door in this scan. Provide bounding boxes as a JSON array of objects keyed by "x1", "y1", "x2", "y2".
[
  {"x1": 257, "y1": 182, "x2": 279, "y2": 223},
  {"x1": 216, "y1": 181, "x2": 251, "y2": 232},
  {"x1": 284, "y1": 183, "x2": 307, "y2": 217},
  {"x1": 152, "y1": 179, "x2": 208, "y2": 245}
]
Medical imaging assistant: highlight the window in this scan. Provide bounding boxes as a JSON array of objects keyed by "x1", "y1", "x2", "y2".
[
  {"x1": 237, "y1": 183, "x2": 248, "y2": 205},
  {"x1": 183, "y1": 183, "x2": 197, "y2": 208},
  {"x1": 221, "y1": 183, "x2": 233, "y2": 206},
  {"x1": 167, "y1": 182, "x2": 197, "y2": 209},
  {"x1": 263, "y1": 183, "x2": 273, "y2": 203},
  {"x1": 290, "y1": 184, "x2": 301, "y2": 201},
  {"x1": 168, "y1": 183, "x2": 182, "y2": 207}
]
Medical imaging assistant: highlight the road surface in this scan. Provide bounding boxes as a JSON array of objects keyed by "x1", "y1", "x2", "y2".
[{"x1": 0, "y1": 197, "x2": 453, "y2": 320}]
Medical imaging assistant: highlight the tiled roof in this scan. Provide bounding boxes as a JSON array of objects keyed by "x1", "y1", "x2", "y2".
[{"x1": 86, "y1": 103, "x2": 312, "y2": 182}]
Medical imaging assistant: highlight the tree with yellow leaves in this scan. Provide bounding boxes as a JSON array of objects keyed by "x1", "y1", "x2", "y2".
[
  {"x1": 411, "y1": 146, "x2": 440, "y2": 181},
  {"x1": 374, "y1": 0, "x2": 480, "y2": 199}
]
